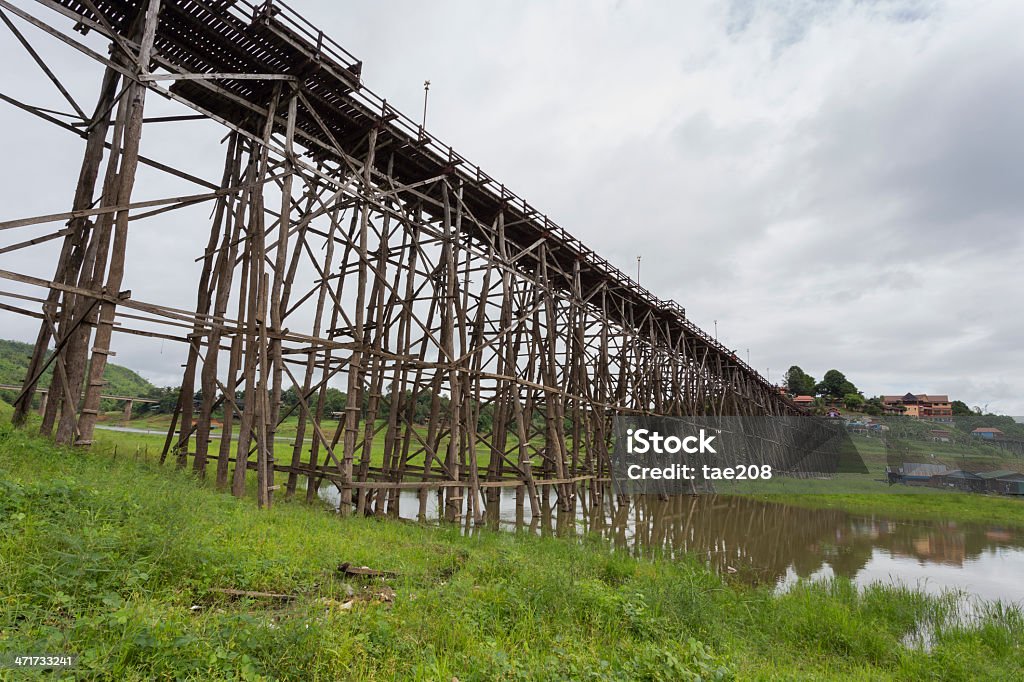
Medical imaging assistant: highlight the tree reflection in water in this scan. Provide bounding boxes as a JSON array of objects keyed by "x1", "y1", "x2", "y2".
[{"x1": 511, "y1": 493, "x2": 1024, "y2": 594}]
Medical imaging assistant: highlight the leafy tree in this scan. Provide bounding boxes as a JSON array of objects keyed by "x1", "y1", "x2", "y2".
[
  {"x1": 843, "y1": 393, "x2": 865, "y2": 410},
  {"x1": 806, "y1": 396, "x2": 827, "y2": 416},
  {"x1": 784, "y1": 365, "x2": 816, "y2": 396},
  {"x1": 815, "y1": 369, "x2": 858, "y2": 399},
  {"x1": 321, "y1": 388, "x2": 347, "y2": 418},
  {"x1": 951, "y1": 400, "x2": 973, "y2": 416},
  {"x1": 133, "y1": 385, "x2": 182, "y2": 416},
  {"x1": 477, "y1": 403, "x2": 494, "y2": 431}
]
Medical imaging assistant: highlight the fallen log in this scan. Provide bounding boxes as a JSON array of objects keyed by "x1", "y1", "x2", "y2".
[{"x1": 337, "y1": 562, "x2": 399, "y2": 579}]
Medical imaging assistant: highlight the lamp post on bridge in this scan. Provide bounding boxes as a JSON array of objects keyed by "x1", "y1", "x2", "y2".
[{"x1": 420, "y1": 80, "x2": 430, "y2": 138}]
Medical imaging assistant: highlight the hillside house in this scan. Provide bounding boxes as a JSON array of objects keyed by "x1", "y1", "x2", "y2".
[
  {"x1": 881, "y1": 393, "x2": 953, "y2": 422},
  {"x1": 971, "y1": 427, "x2": 1004, "y2": 440}
]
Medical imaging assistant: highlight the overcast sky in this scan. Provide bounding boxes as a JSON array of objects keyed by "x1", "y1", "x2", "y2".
[{"x1": 1, "y1": 0, "x2": 1021, "y2": 413}]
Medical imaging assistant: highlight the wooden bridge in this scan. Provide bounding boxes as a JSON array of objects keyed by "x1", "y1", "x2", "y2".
[
  {"x1": 0, "y1": 0, "x2": 802, "y2": 521},
  {"x1": 0, "y1": 383, "x2": 157, "y2": 420}
]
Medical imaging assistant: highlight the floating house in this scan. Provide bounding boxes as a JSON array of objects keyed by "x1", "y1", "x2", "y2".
[
  {"x1": 899, "y1": 462, "x2": 948, "y2": 484},
  {"x1": 977, "y1": 470, "x2": 1024, "y2": 493},
  {"x1": 996, "y1": 473, "x2": 1024, "y2": 496},
  {"x1": 936, "y1": 470, "x2": 985, "y2": 493}
]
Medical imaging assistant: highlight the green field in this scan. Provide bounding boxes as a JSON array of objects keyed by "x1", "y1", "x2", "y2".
[
  {"x1": 764, "y1": 490, "x2": 1024, "y2": 528},
  {"x1": 88, "y1": 413, "x2": 508, "y2": 480}
]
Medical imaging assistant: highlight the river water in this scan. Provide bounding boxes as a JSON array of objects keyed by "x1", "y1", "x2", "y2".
[{"x1": 319, "y1": 487, "x2": 1024, "y2": 606}]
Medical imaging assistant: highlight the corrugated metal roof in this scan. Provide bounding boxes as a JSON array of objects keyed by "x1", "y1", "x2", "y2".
[
  {"x1": 976, "y1": 470, "x2": 1019, "y2": 479},
  {"x1": 943, "y1": 470, "x2": 982, "y2": 479},
  {"x1": 902, "y1": 463, "x2": 948, "y2": 477}
]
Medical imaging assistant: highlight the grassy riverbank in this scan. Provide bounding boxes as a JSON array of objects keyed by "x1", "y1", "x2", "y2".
[
  {"x1": 764, "y1": 490, "x2": 1024, "y2": 529},
  {"x1": 1, "y1": 418, "x2": 1022, "y2": 680}
]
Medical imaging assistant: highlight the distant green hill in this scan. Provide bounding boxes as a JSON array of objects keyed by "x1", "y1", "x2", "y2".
[{"x1": 0, "y1": 339, "x2": 155, "y2": 408}]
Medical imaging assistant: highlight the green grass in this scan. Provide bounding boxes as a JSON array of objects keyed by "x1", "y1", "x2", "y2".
[
  {"x1": 758, "y1": 429, "x2": 1024, "y2": 528},
  {"x1": 2, "y1": 415, "x2": 1023, "y2": 680},
  {"x1": 92, "y1": 412, "x2": 516, "y2": 472},
  {"x1": 765, "y1": 491, "x2": 1024, "y2": 528}
]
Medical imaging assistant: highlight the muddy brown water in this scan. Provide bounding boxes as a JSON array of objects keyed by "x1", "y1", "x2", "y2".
[{"x1": 319, "y1": 487, "x2": 1024, "y2": 606}]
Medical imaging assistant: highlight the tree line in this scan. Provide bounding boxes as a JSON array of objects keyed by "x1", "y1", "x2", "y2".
[
  {"x1": 132, "y1": 385, "x2": 509, "y2": 430},
  {"x1": 783, "y1": 365, "x2": 978, "y2": 417}
]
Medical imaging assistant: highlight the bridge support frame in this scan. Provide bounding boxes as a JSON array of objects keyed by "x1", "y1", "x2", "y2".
[{"x1": 0, "y1": 0, "x2": 801, "y2": 521}]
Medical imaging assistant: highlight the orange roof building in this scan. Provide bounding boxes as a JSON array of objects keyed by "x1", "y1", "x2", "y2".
[{"x1": 881, "y1": 393, "x2": 953, "y2": 422}]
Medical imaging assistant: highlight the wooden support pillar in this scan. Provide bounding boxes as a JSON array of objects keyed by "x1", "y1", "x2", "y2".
[
  {"x1": 440, "y1": 181, "x2": 463, "y2": 523},
  {"x1": 264, "y1": 89, "x2": 298, "y2": 507},
  {"x1": 76, "y1": 0, "x2": 163, "y2": 447},
  {"x1": 16, "y1": 62, "x2": 122, "y2": 434},
  {"x1": 195, "y1": 133, "x2": 243, "y2": 478},
  {"x1": 339, "y1": 125, "x2": 378, "y2": 515},
  {"x1": 287, "y1": 196, "x2": 339, "y2": 499}
]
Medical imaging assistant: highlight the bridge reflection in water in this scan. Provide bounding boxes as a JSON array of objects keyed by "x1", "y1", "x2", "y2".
[{"x1": 319, "y1": 487, "x2": 1024, "y2": 603}]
